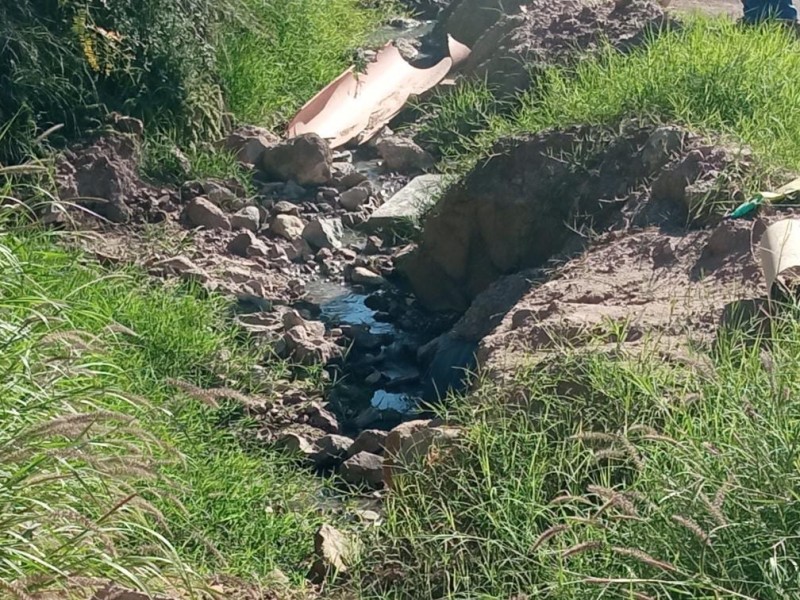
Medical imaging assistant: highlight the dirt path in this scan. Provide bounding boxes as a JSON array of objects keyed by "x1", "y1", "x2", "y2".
[{"x1": 670, "y1": 0, "x2": 740, "y2": 17}]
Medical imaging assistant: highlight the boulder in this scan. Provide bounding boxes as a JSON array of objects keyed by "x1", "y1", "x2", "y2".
[
  {"x1": 230, "y1": 206, "x2": 261, "y2": 231},
  {"x1": 376, "y1": 135, "x2": 434, "y2": 172},
  {"x1": 182, "y1": 197, "x2": 231, "y2": 230},
  {"x1": 364, "y1": 174, "x2": 445, "y2": 235},
  {"x1": 271, "y1": 214, "x2": 306, "y2": 241},
  {"x1": 303, "y1": 218, "x2": 344, "y2": 250},
  {"x1": 340, "y1": 452, "x2": 384, "y2": 487},
  {"x1": 261, "y1": 134, "x2": 333, "y2": 186},
  {"x1": 309, "y1": 525, "x2": 354, "y2": 583}
]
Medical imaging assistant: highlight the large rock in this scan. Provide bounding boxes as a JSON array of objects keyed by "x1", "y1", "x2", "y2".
[
  {"x1": 340, "y1": 452, "x2": 384, "y2": 487},
  {"x1": 376, "y1": 135, "x2": 434, "y2": 173},
  {"x1": 182, "y1": 197, "x2": 231, "y2": 230},
  {"x1": 261, "y1": 134, "x2": 333, "y2": 186},
  {"x1": 364, "y1": 175, "x2": 445, "y2": 234},
  {"x1": 303, "y1": 218, "x2": 344, "y2": 250},
  {"x1": 271, "y1": 214, "x2": 306, "y2": 241}
]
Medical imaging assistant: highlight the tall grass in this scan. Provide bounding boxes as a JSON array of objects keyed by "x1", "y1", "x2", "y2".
[
  {"x1": 424, "y1": 19, "x2": 800, "y2": 177},
  {"x1": 355, "y1": 315, "x2": 800, "y2": 599},
  {"x1": 217, "y1": 0, "x2": 396, "y2": 127},
  {"x1": 0, "y1": 169, "x2": 332, "y2": 595}
]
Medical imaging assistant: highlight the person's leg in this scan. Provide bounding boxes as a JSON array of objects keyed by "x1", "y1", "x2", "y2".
[{"x1": 742, "y1": 0, "x2": 798, "y2": 23}]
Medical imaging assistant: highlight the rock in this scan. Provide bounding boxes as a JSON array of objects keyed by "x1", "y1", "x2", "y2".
[
  {"x1": 271, "y1": 214, "x2": 306, "y2": 241},
  {"x1": 203, "y1": 181, "x2": 244, "y2": 211},
  {"x1": 57, "y1": 134, "x2": 140, "y2": 223},
  {"x1": 273, "y1": 200, "x2": 301, "y2": 216},
  {"x1": 283, "y1": 325, "x2": 340, "y2": 365},
  {"x1": 276, "y1": 432, "x2": 315, "y2": 457},
  {"x1": 364, "y1": 174, "x2": 445, "y2": 234},
  {"x1": 347, "y1": 429, "x2": 389, "y2": 457},
  {"x1": 309, "y1": 524, "x2": 354, "y2": 583},
  {"x1": 351, "y1": 266, "x2": 386, "y2": 288},
  {"x1": 227, "y1": 231, "x2": 270, "y2": 257},
  {"x1": 283, "y1": 311, "x2": 326, "y2": 337},
  {"x1": 383, "y1": 420, "x2": 461, "y2": 488},
  {"x1": 376, "y1": 135, "x2": 434, "y2": 172},
  {"x1": 287, "y1": 238, "x2": 315, "y2": 263},
  {"x1": 151, "y1": 255, "x2": 200, "y2": 275},
  {"x1": 312, "y1": 434, "x2": 354, "y2": 467},
  {"x1": 332, "y1": 165, "x2": 369, "y2": 191},
  {"x1": 223, "y1": 125, "x2": 280, "y2": 165},
  {"x1": 230, "y1": 206, "x2": 261, "y2": 231},
  {"x1": 339, "y1": 183, "x2": 373, "y2": 211},
  {"x1": 303, "y1": 218, "x2": 344, "y2": 250},
  {"x1": 340, "y1": 452, "x2": 384, "y2": 487},
  {"x1": 182, "y1": 197, "x2": 231, "y2": 230},
  {"x1": 305, "y1": 403, "x2": 341, "y2": 434},
  {"x1": 260, "y1": 133, "x2": 333, "y2": 186}
]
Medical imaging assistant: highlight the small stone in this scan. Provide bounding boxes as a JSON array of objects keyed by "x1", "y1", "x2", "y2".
[
  {"x1": 303, "y1": 218, "x2": 344, "y2": 250},
  {"x1": 271, "y1": 214, "x2": 306, "y2": 241},
  {"x1": 152, "y1": 255, "x2": 200, "y2": 275},
  {"x1": 272, "y1": 200, "x2": 301, "y2": 215},
  {"x1": 287, "y1": 238, "x2": 314, "y2": 263},
  {"x1": 182, "y1": 197, "x2": 231, "y2": 230},
  {"x1": 231, "y1": 206, "x2": 261, "y2": 231},
  {"x1": 340, "y1": 452, "x2": 384, "y2": 487},
  {"x1": 347, "y1": 429, "x2": 388, "y2": 457},
  {"x1": 340, "y1": 183, "x2": 372, "y2": 211},
  {"x1": 305, "y1": 403, "x2": 341, "y2": 434},
  {"x1": 351, "y1": 266, "x2": 386, "y2": 288},
  {"x1": 222, "y1": 125, "x2": 280, "y2": 165},
  {"x1": 365, "y1": 371, "x2": 383, "y2": 386},
  {"x1": 312, "y1": 434, "x2": 354, "y2": 467},
  {"x1": 309, "y1": 524, "x2": 354, "y2": 583},
  {"x1": 276, "y1": 432, "x2": 315, "y2": 457},
  {"x1": 227, "y1": 231, "x2": 269, "y2": 258},
  {"x1": 376, "y1": 135, "x2": 434, "y2": 172}
]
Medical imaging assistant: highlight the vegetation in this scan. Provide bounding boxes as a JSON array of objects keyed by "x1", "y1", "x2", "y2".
[
  {"x1": 6, "y1": 5, "x2": 800, "y2": 600},
  {"x1": 0, "y1": 170, "x2": 331, "y2": 596},
  {"x1": 356, "y1": 317, "x2": 800, "y2": 599},
  {"x1": 417, "y1": 19, "x2": 800, "y2": 176},
  {"x1": 0, "y1": 0, "x2": 393, "y2": 165}
]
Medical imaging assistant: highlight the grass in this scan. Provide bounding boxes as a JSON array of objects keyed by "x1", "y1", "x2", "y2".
[
  {"x1": 217, "y1": 0, "x2": 398, "y2": 128},
  {"x1": 0, "y1": 171, "x2": 333, "y2": 596},
  {"x1": 418, "y1": 18, "x2": 800, "y2": 179},
  {"x1": 354, "y1": 315, "x2": 800, "y2": 599}
]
